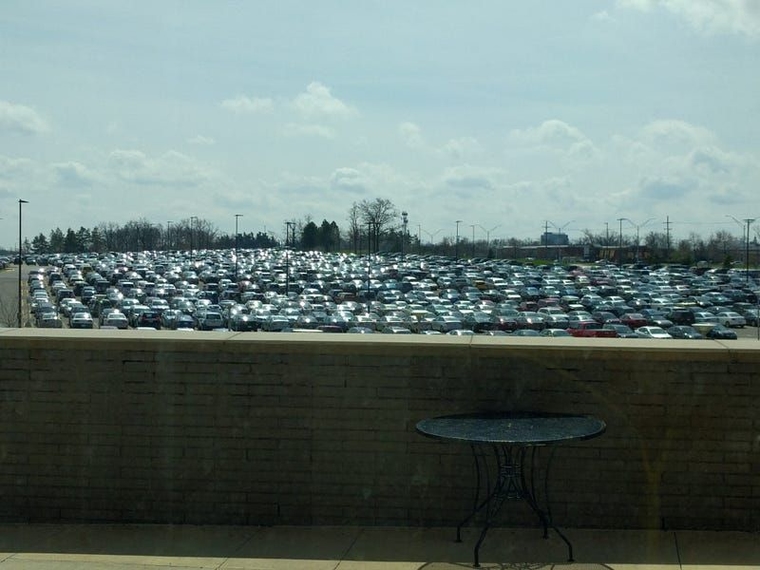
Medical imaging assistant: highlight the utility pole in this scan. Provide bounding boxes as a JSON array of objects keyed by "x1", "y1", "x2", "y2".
[
  {"x1": 285, "y1": 221, "x2": 296, "y2": 296},
  {"x1": 664, "y1": 216, "x2": 672, "y2": 261},
  {"x1": 455, "y1": 220, "x2": 462, "y2": 261},
  {"x1": 617, "y1": 218, "x2": 625, "y2": 265},
  {"x1": 18, "y1": 199, "x2": 28, "y2": 328}
]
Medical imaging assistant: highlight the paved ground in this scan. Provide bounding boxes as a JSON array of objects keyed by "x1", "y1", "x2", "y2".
[{"x1": 0, "y1": 525, "x2": 758, "y2": 569}]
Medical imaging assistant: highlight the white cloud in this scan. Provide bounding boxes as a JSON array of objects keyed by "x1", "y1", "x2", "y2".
[
  {"x1": 187, "y1": 134, "x2": 216, "y2": 145},
  {"x1": 107, "y1": 149, "x2": 209, "y2": 186},
  {"x1": 509, "y1": 119, "x2": 590, "y2": 147},
  {"x1": 399, "y1": 122, "x2": 425, "y2": 149},
  {"x1": 0, "y1": 155, "x2": 35, "y2": 179},
  {"x1": 330, "y1": 167, "x2": 370, "y2": 193},
  {"x1": 639, "y1": 119, "x2": 717, "y2": 148},
  {"x1": 282, "y1": 123, "x2": 335, "y2": 139},
  {"x1": 52, "y1": 161, "x2": 97, "y2": 187},
  {"x1": 619, "y1": 0, "x2": 760, "y2": 37},
  {"x1": 0, "y1": 101, "x2": 49, "y2": 134},
  {"x1": 221, "y1": 95, "x2": 274, "y2": 114},
  {"x1": 591, "y1": 10, "x2": 616, "y2": 23},
  {"x1": 439, "y1": 137, "x2": 482, "y2": 160},
  {"x1": 441, "y1": 164, "x2": 504, "y2": 192},
  {"x1": 292, "y1": 82, "x2": 357, "y2": 119}
]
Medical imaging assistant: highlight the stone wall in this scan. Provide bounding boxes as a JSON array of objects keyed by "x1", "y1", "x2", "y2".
[{"x1": 0, "y1": 330, "x2": 757, "y2": 531}]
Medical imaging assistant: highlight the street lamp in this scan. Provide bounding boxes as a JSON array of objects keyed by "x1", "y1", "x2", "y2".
[
  {"x1": 455, "y1": 220, "x2": 463, "y2": 261},
  {"x1": 622, "y1": 217, "x2": 655, "y2": 263},
  {"x1": 547, "y1": 220, "x2": 574, "y2": 263},
  {"x1": 726, "y1": 215, "x2": 756, "y2": 283},
  {"x1": 617, "y1": 217, "x2": 625, "y2": 265},
  {"x1": 190, "y1": 216, "x2": 198, "y2": 252},
  {"x1": 166, "y1": 221, "x2": 172, "y2": 250},
  {"x1": 477, "y1": 224, "x2": 500, "y2": 258},
  {"x1": 401, "y1": 211, "x2": 408, "y2": 259},
  {"x1": 234, "y1": 214, "x2": 243, "y2": 280},
  {"x1": 18, "y1": 199, "x2": 28, "y2": 328},
  {"x1": 285, "y1": 221, "x2": 296, "y2": 296}
]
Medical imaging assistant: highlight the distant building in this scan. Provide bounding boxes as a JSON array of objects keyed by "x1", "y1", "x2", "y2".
[{"x1": 540, "y1": 232, "x2": 569, "y2": 246}]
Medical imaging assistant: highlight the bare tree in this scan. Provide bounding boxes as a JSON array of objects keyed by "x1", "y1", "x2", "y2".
[
  {"x1": 358, "y1": 198, "x2": 398, "y2": 253},
  {"x1": 347, "y1": 202, "x2": 362, "y2": 253}
]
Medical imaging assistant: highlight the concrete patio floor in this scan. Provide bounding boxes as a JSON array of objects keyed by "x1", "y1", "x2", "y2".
[{"x1": 0, "y1": 524, "x2": 758, "y2": 570}]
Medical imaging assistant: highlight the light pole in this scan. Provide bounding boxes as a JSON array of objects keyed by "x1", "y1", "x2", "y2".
[
  {"x1": 234, "y1": 214, "x2": 243, "y2": 280},
  {"x1": 455, "y1": 220, "x2": 463, "y2": 261},
  {"x1": 166, "y1": 221, "x2": 172, "y2": 250},
  {"x1": 547, "y1": 220, "x2": 574, "y2": 263},
  {"x1": 18, "y1": 199, "x2": 28, "y2": 328},
  {"x1": 727, "y1": 215, "x2": 756, "y2": 283},
  {"x1": 422, "y1": 228, "x2": 442, "y2": 245},
  {"x1": 190, "y1": 216, "x2": 198, "y2": 252},
  {"x1": 401, "y1": 211, "x2": 408, "y2": 260},
  {"x1": 617, "y1": 217, "x2": 625, "y2": 265},
  {"x1": 622, "y1": 217, "x2": 655, "y2": 263},
  {"x1": 470, "y1": 224, "x2": 476, "y2": 258},
  {"x1": 477, "y1": 224, "x2": 500, "y2": 258},
  {"x1": 285, "y1": 221, "x2": 296, "y2": 296}
]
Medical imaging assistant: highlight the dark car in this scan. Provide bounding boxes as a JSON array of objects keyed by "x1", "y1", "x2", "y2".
[
  {"x1": 229, "y1": 313, "x2": 259, "y2": 331},
  {"x1": 136, "y1": 310, "x2": 162, "y2": 329},
  {"x1": 602, "y1": 323, "x2": 638, "y2": 338},
  {"x1": 705, "y1": 324, "x2": 738, "y2": 340},
  {"x1": 668, "y1": 325, "x2": 703, "y2": 340}
]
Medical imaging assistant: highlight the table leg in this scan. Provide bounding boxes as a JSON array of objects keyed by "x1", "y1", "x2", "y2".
[{"x1": 461, "y1": 444, "x2": 575, "y2": 566}]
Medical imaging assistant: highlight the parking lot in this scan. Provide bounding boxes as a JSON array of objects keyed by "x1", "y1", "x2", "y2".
[{"x1": 12, "y1": 248, "x2": 760, "y2": 340}]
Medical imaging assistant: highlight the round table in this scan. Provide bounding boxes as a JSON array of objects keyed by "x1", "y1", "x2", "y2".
[{"x1": 416, "y1": 411, "x2": 606, "y2": 567}]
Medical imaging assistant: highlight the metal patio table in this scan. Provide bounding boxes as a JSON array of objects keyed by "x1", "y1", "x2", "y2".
[{"x1": 416, "y1": 411, "x2": 606, "y2": 567}]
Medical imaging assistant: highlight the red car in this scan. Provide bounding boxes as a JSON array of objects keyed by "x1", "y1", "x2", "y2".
[{"x1": 621, "y1": 312, "x2": 648, "y2": 329}]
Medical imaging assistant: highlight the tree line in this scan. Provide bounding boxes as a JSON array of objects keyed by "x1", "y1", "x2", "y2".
[{"x1": 6, "y1": 196, "x2": 759, "y2": 267}]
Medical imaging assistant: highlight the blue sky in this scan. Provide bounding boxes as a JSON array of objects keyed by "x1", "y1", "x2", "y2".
[{"x1": 1, "y1": 0, "x2": 759, "y2": 249}]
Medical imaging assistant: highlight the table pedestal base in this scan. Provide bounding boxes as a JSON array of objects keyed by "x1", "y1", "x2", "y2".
[{"x1": 456, "y1": 444, "x2": 573, "y2": 567}]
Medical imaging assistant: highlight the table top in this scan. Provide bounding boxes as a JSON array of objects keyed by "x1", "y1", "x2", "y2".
[{"x1": 416, "y1": 412, "x2": 606, "y2": 446}]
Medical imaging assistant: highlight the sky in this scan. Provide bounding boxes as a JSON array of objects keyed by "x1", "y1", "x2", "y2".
[{"x1": 1, "y1": 0, "x2": 760, "y2": 250}]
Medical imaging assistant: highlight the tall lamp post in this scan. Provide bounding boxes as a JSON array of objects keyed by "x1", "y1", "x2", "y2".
[
  {"x1": 18, "y1": 199, "x2": 28, "y2": 328},
  {"x1": 190, "y1": 216, "x2": 198, "y2": 252},
  {"x1": 455, "y1": 220, "x2": 463, "y2": 261},
  {"x1": 622, "y1": 217, "x2": 655, "y2": 263},
  {"x1": 547, "y1": 220, "x2": 574, "y2": 263},
  {"x1": 616, "y1": 217, "x2": 625, "y2": 265},
  {"x1": 477, "y1": 224, "x2": 500, "y2": 258},
  {"x1": 727, "y1": 215, "x2": 756, "y2": 283},
  {"x1": 234, "y1": 214, "x2": 243, "y2": 280},
  {"x1": 284, "y1": 221, "x2": 296, "y2": 296},
  {"x1": 401, "y1": 211, "x2": 408, "y2": 260},
  {"x1": 166, "y1": 221, "x2": 172, "y2": 250}
]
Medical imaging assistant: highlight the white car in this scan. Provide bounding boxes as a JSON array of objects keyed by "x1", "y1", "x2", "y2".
[
  {"x1": 715, "y1": 311, "x2": 746, "y2": 328},
  {"x1": 102, "y1": 312, "x2": 129, "y2": 329},
  {"x1": 635, "y1": 326, "x2": 672, "y2": 339}
]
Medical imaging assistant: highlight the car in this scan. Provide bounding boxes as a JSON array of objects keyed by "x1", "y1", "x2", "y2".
[
  {"x1": 196, "y1": 310, "x2": 225, "y2": 331},
  {"x1": 602, "y1": 323, "x2": 638, "y2": 338},
  {"x1": 743, "y1": 309, "x2": 760, "y2": 326},
  {"x1": 37, "y1": 312, "x2": 63, "y2": 328},
  {"x1": 667, "y1": 325, "x2": 703, "y2": 340},
  {"x1": 705, "y1": 324, "x2": 738, "y2": 340},
  {"x1": 620, "y1": 313, "x2": 648, "y2": 329},
  {"x1": 715, "y1": 311, "x2": 746, "y2": 328},
  {"x1": 102, "y1": 312, "x2": 129, "y2": 329},
  {"x1": 229, "y1": 313, "x2": 259, "y2": 331},
  {"x1": 447, "y1": 329, "x2": 476, "y2": 336},
  {"x1": 135, "y1": 310, "x2": 162, "y2": 329},
  {"x1": 635, "y1": 326, "x2": 672, "y2": 339},
  {"x1": 70, "y1": 312, "x2": 94, "y2": 329},
  {"x1": 540, "y1": 328, "x2": 572, "y2": 337}
]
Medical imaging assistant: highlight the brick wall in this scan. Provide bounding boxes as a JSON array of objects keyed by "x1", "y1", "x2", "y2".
[{"x1": 0, "y1": 330, "x2": 757, "y2": 531}]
